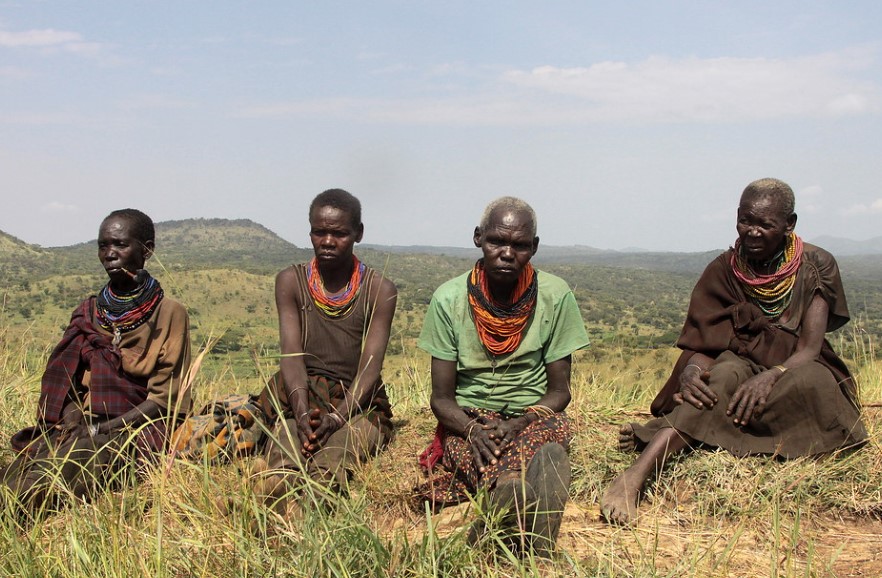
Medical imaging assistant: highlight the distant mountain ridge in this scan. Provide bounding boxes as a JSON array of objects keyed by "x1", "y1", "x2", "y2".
[
  {"x1": 810, "y1": 235, "x2": 882, "y2": 256},
  {"x1": 2, "y1": 219, "x2": 881, "y2": 286}
]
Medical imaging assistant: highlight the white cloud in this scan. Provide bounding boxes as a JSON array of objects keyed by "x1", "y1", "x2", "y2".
[
  {"x1": 0, "y1": 27, "x2": 102, "y2": 56},
  {"x1": 237, "y1": 47, "x2": 881, "y2": 126},
  {"x1": 502, "y1": 49, "x2": 881, "y2": 123},
  {"x1": 42, "y1": 202, "x2": 80, "y2": 213},
  {"x1": 840, "y1": 198, "x2": 882, "y2": 216},
  {"x1": 0, "y1": 65, "x2": 27, "y2": 78},
  {"x1": 0, "y1": 29, "x2": 81, "y2": 47},
  {"x1": 117, "y1": 94, "x2": 194, "y2": 111},
  {"x1": 799, "y1": 185, "x2": 824, "y2": 198}
]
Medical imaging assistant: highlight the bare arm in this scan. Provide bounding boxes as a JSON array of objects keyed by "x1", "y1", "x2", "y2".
[
  {"x1": 274, "y1": 267, "x2": 315, "y2": 452},
  {"x1": 429, "y1": 356, "x2": 500, "y2": 471},
  {"x1": 728, "y1": 292, "x2": 829, "y2": 425}
]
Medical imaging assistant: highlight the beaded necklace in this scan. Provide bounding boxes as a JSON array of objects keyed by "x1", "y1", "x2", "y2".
[
  {"x1": 95, "y1": 271, "x2": 164, "y2": 345},
  {"x1": 306, "y1": 256, "x2": 366, "y2": 317},
  {"x1": 730, "y1": 233, "x2": 803, "y2": 318},
  {"x1": 467, "y1": 259, "x2": 538, "y2": 357}
]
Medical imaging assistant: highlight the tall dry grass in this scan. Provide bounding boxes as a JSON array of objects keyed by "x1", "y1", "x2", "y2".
[{"x1": 1, "y1": 301, "x2": 881, "y2": 576}]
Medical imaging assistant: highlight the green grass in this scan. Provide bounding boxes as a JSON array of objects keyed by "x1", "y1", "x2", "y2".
[{"x1": 1, "y1": 285, "x2": 881, "y2": 576}]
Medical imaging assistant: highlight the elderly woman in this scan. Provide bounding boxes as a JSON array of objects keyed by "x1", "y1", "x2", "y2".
[
  {"x1": 417, "y1": 197, "x2": 589, "y2": 556},
  {"x1": 2, "y1": 209, "x2": 191, "y2": 515},
  {"x1": 601, "y1": 178, "x2": 868, "y2": 525}
]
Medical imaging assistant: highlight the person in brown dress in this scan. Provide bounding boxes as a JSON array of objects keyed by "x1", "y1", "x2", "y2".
[
  {"x1": 601, "y1": 178, "x2": 868, "y2": 526},
  {"x1": 255, "y1": 189, "x2": 397, "y2": 508},
  {"x1": 2, "y1": 209, "x2": 192, "y2": 517}
]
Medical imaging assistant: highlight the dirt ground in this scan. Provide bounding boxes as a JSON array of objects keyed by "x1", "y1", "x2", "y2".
[{"x1": 373, "y1": 415, "x2": 882, "y2": 577}]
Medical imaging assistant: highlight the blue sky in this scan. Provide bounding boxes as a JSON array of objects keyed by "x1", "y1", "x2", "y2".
[{"x1": 1, "y1": 1, "x2": 880, "y2": 251}]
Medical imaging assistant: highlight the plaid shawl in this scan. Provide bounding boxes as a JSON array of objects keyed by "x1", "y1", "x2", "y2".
[{"x1": 38, "y1": 297, "x2": 150, "y2": 425}]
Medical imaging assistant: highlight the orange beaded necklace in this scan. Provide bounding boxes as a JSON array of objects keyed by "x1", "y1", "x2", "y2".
[{"x1": 467, "y1": 259, "x2": 538, "y2": 356}]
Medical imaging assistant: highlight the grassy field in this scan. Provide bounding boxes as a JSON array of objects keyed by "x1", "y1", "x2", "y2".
[
  {"x1": 1, "y1": 299, "x2": 881, "y2": 577},
  {"x1": 1, "y1": 251, "x2": 881, "y2": 576}
]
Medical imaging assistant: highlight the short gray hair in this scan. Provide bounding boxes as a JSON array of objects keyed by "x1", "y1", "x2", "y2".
[
  {"x1": 478, "y1": 196, "x2": 538, "y2": 236},
  {"x1": 741, "y1": 178, "x2": 796, "y2": 217}
]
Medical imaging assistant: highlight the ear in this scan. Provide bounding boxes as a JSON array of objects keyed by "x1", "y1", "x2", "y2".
[
  {"x1": 143, "y1": 240, "x2": 155, "y2": 261},
  {"x1": 532, "y1": 236, "x2": 540, "y2": 256},
  {"x1": 473, "y1": 226, "x2": 482, "y2": 248},
  {"x1": 355, "y1": 223, "x2": 364, "y2": 243},
  {"x1": 785, "y1": 213, "x2": 797, "y2": 235}
]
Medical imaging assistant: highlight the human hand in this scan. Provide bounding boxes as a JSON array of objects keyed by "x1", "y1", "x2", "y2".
[
  {"x1": 483, "y1": 417, "x2": 529, "y2": 455},
  {"x1": 309, "y1": 411, "x2": 344, "y2": 450},
  {"x1": 297, "y1": 408, "x2": 320, "y2": 457},
  {"x1": 727, "y1": 371, "x2": 777, "y2": 426},
  {"x1": 674, "y1": 365, "x2": 716, "y2": 409},
  {"x1": 467, "y1": 420, "x2": 502, "y2": 473}
]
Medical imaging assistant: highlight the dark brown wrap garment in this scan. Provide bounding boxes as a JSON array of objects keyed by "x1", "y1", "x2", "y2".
[{"x1": 635, "y1": 243, "x2": 867, "y2": 457}]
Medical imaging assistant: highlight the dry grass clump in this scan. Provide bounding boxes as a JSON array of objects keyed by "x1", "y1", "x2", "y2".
[{"x1": 1, "y1": 309, "x2": 881, "y2": 576}]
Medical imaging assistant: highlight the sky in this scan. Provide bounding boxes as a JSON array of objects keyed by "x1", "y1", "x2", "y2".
[{"x1": 1, "y1": 1, "x2": 881, "y2": 252}]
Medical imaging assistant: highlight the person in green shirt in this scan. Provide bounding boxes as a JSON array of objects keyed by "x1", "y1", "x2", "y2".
[{"x1": 417, "y1": 196, "x2": 589, "y2": 557}]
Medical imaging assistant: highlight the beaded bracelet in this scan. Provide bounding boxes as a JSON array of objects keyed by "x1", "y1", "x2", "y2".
[
  {"x1": 328, "y1": 411, "x2": 346, "y2": 428},
  {"x1": 524, "y1": 405, "x2": 555, "y2": 420}
]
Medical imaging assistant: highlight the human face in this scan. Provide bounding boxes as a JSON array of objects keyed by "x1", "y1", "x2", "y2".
[
  {"x1": 736, "y1": 195, "x2": 796, "y2": 264},
  {"x1": 98, "y1": 216, "x2": 153, "y2": 291},
  {"x1": 473, "y1": 209, "x2": 538, "y2": 297},
  {"x1": 309, "y1": 205, "x2": 363, "y2": 269}
]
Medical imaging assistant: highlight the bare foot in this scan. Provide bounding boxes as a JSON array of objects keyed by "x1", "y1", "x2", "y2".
[
  {"x1": 600, "y1": 470, "x2": 641, "y2": 526},
  {"x1": 617, "y1": 424, "x2": 638, "y2": 453}
]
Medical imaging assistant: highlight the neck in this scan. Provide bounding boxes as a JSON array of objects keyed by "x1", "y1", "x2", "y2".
[
  {"x1": 488, "y1": 281, "x2": 515, "y2": 304},
  {"x1": 316, "y1": 257, "x2": 355, "y2": 293}
]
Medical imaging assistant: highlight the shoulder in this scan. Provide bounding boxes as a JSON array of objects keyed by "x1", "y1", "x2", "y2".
[
  {"x1": 535, "y1": 269, "x2": 576, "y2": 301},
  {"x1": 696, "y1": 249, "x2": 733, "y2": 281},
  {"x1": 801, "y1": 242, "x2": 838, "y2": 268},
  {"x1": 364, "y1": 265, "x2": 398, "y2": 299},
  {"x1": 276, "y1": 263, "x2": 304, "y2": 284},
  {"x1": 536, "y1": 269, "x2": 571, "y2": 291},
  {"x1": 432, "y1": 271, "x2": 470, "y2": 300},
  {"x1": 156, "y1": 296, "x2": 189, "y2": 321}
]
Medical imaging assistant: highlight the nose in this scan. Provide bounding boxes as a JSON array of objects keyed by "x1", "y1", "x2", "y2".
[
  {"x1": 320, "y1": 234, "x2": 335, "y2": 247},
  {"x1": 500, "y1": 245, "x2": 515, "y2": 260}
]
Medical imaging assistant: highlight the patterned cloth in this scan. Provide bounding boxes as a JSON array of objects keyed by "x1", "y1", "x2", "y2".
[
  {"x1": 38, "y1": 298, "x2": 149, "y2": 424},
  {"x1": 170, "y1": 394, "x2": 267, "y2": 461},
  {"x1": 414, "y1": 408, "x2": 572, "y2": 510}
]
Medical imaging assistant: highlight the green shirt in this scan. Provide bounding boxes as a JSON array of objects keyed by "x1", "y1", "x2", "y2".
[{"x1": 418, "y1": 269, "x2": 589, "y2": 413}]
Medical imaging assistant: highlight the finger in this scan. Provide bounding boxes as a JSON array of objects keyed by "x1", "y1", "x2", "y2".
[
  {"x1": 733, "y1": 394, "x2": 754, "y2": 425},
  {"x1": 697, "y1": 382, "x2": 718, "y2": 404},
  {"x1": 726, "y1": 388, "x2": 744, "y2": 416},
  {"x1": 682, "y1": 390, "x2": 706, "y2": 410},
  {"x1": 672, "y1": 393, "x2": 684, "y2": 405},
  {"x1": 474, "y1": 434, "x2": 499, "y2": 463}
]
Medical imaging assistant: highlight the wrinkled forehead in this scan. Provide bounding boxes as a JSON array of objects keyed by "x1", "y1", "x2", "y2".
[{"x1": 739, "y1": 191, "x2": 788, "y2": 214}]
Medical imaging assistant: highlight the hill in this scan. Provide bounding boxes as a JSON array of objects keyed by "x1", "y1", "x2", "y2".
[
  {"x1": 812, "y1": 235, "x2": 882, "y2": 256},
  {"x1": 0, "y1": 219, "x2": 314, "y2": 286}
]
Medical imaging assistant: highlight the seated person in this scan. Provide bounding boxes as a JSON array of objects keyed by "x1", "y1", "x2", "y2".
[
  {"x1": 255, "y1": 189, "x2": 397, "y2": 505},
  {"x1": 417, "y1": 197, "x2": 589, "y2": 556},
  {"x1": 2, "y1": 209, "x2": 192, "y2": 515},
  {"x1": 601, "y1": 178, "x2": 868, "y2": 526}
]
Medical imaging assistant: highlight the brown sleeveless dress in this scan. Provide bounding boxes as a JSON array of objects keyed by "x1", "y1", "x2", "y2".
[{"x1": 261, "y1": 263, "x2": 393, "y2": 436}]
